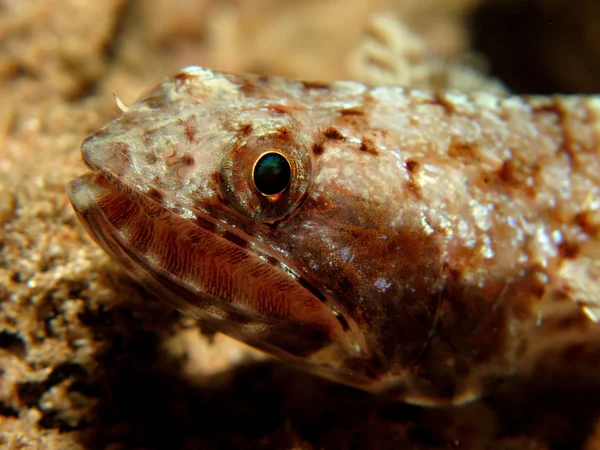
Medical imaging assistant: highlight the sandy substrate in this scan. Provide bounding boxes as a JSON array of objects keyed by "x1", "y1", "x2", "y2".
[{"x1": 1, "y1": 1, "x2": 599, "y2": 448}]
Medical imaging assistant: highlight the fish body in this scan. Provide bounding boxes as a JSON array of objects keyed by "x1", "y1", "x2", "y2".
[{"x1": 68, "y1": 66, "x2": 600, "y2": 405}]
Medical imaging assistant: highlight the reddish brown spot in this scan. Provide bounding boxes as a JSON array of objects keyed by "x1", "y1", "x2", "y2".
[
  {"x1": 269, "y1": 105, "x2": 290, "y2": 115},
  {"x1": 302, "y1": 81, "x2": 331, "y2": 90},
  {"x1": 405, "y1": 180, "x2": 421, "y2": 198},
  {"x1": 339, "y1": 114, "x2": 364, "y2": 130},
  {"x1": 238, "y1": 123, "x2": 253, "y2": 136},
  {"x1": 239, "y1": 79, "x2": 259, "y2": 95},
  {"x1": 447, "y1": 139, "x2": 477, "y2": 161},
  {"x1": 323, "y1": 127, "x2": 345, "y2": 141},
  {"x1": 532, "y1": 99, "x2": 577, "y2": 162},
  {"x1": 181, "y1": 118, "x2": 198, "y2": 144},
  {"x1": 576, "y1": 211, "x2": 599, "y2": 234},
  {"x1": 141, "y1": 127, "x2": 159, "y2": 145},
  {"x1": 359, "y1": 138, "x2": 378, "y2": 154},
  {"x1": 524, "y1": 185, "x2": 537, "y2": 198},
  {"x1": 211, "y1": 171, "x2": 224, "y2": 191},
  {"x1": 145, "y1": 152, "x2": 158, "y2": 165},
  {"x1": 340, "y1": 108, "x2": 364, "y2": 116},
  {"x1": 142, "y1": 95, "x2": 165, "y2": 110},
  {"x1": 530, "y1": 101, "x2": 560, "y2": 116},
  {"x1": 112, "y1": 142, "x2": 131, "y2": 165},
  {"x1": 166, "y1": 149, "x2": 195, "y2": 167},
  {"x1": 173, "y1": 71, "x2": 194, "y2": 85},
  {"x1": 239, "y1": 75, "x2": 270, "y2": 95},
  {"x1": 277, "y1": 126, "x2": 292, "y2": 140},
  {"x1": 405, "y1": 159, "x2": 419, "y2": 173},
  {"x1": 146, "y1": 188, "x2": 164, "y2": 203},
  {"x1": 181, "y1": 154, "x2": 195, "y2": 166},
  {"x1": 304, "y1": 192, "x2": 334, "y2": 215},
  {"x1": 558, "y1": 240, "x2": 581, "y2": 259},
  {"x1": 498, "y1": 159, "x2": 518, "y2": 185},
  {"x1": 479, "y1": 174, "x2": 491, "y2": 186},
  {"x1": 312, "y1": 143, "x2": 324, "y2": 156},
  {"x1": 434, "y1": 93, "x2": 456, "y2": 115}
]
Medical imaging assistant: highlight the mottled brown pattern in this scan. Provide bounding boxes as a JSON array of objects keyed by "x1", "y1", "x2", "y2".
[
  {"x1": 323, "y1": 126, "x2": 345, "y2": 141},
  {"x1": 144, "y1": 151, "x2": 158, "y2": 165},
  {"x1": 180, "y1": 117, "x2": 198, "y2": 144},
  {"x1": 339, "y1": 107, "x2": 365, "y2": 116},
  {"x1": 164, "y1": 149, "x2": 196, "y2": 178},
  {"x1": 276, "y1": 126, "x2": 292, "y2": 140},
  {"x1": 497, "y1": 159, "x2": 518, "y2": 185},
  {"x1": 447, "y1": 139, "x2": 477, "y2": 161},
  {"x1": 405, "y1": 159, "x2": 419, "y2": 173},
  {"x1": 433, "y1": 92, "x2": 457, "y2": 115},
  {"x1": 267, "y1": 104, "x2": 290, "y2": 115},
  {"x1": 535, "y1": 100, "x2": 577, "y2": 162},
  {"x1": 359, "y1": 138, "x2": 378, "y2": 154},
  {"x1": 558, "y1": 240, "x2": 581, "y2": 260},
  {"x1": 146, "y1": 187, "x2": 163, "y2": 203},
  {"x1": 68, "y1": 66, "x2": 600, "y2": 406},
  {"x1": 238, "y1": 122, "x2": 254, "y2": 136},
  {"x1": 173, "y1": 71, "x2": 196, "y2": 86},
  {"x1": 141, "y1": 95, "x2": 167, "y2": 110},
  {"x1": 404, "y1": 179, "x2": 421, "y2": 198},
  {"x1": 112, "y1": 142, "x2": 131, "y2": 166},
  {"x1": 576, "y1": 211, "x2": 600, "y2": 235},
  {"x1": 302, "y1": 80, "x2": 331, "y2": 90},
  {"x1": 312, "y1": 142, "x2": 324, "y2": 156}
]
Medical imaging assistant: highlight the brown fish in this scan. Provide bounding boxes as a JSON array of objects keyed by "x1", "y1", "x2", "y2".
[{"x1": 68, "y1": 66, "x2": 600, "y2": 405}]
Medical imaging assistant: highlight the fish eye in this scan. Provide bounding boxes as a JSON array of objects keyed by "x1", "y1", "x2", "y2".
[
  {"x1": 252, "y1": 152, "x2": 292, "y2": 196},
  {"x1": 221, "y1": 125, "x2": 311, "y2": 222}
]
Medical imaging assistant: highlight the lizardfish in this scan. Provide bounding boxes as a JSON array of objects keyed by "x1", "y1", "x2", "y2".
[{"x1": 68, "y1": 66, "x2": 600, "y2": 405}]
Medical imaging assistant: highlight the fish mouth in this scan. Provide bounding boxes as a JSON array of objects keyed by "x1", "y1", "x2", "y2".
[{"x1": 67, "y1": 171, "x2": 381, "y2": 389}]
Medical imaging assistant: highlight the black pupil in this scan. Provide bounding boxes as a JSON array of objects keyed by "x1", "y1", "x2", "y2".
[{"x1": 253, "y1": 152, "x2": 292, "y2": 195}]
